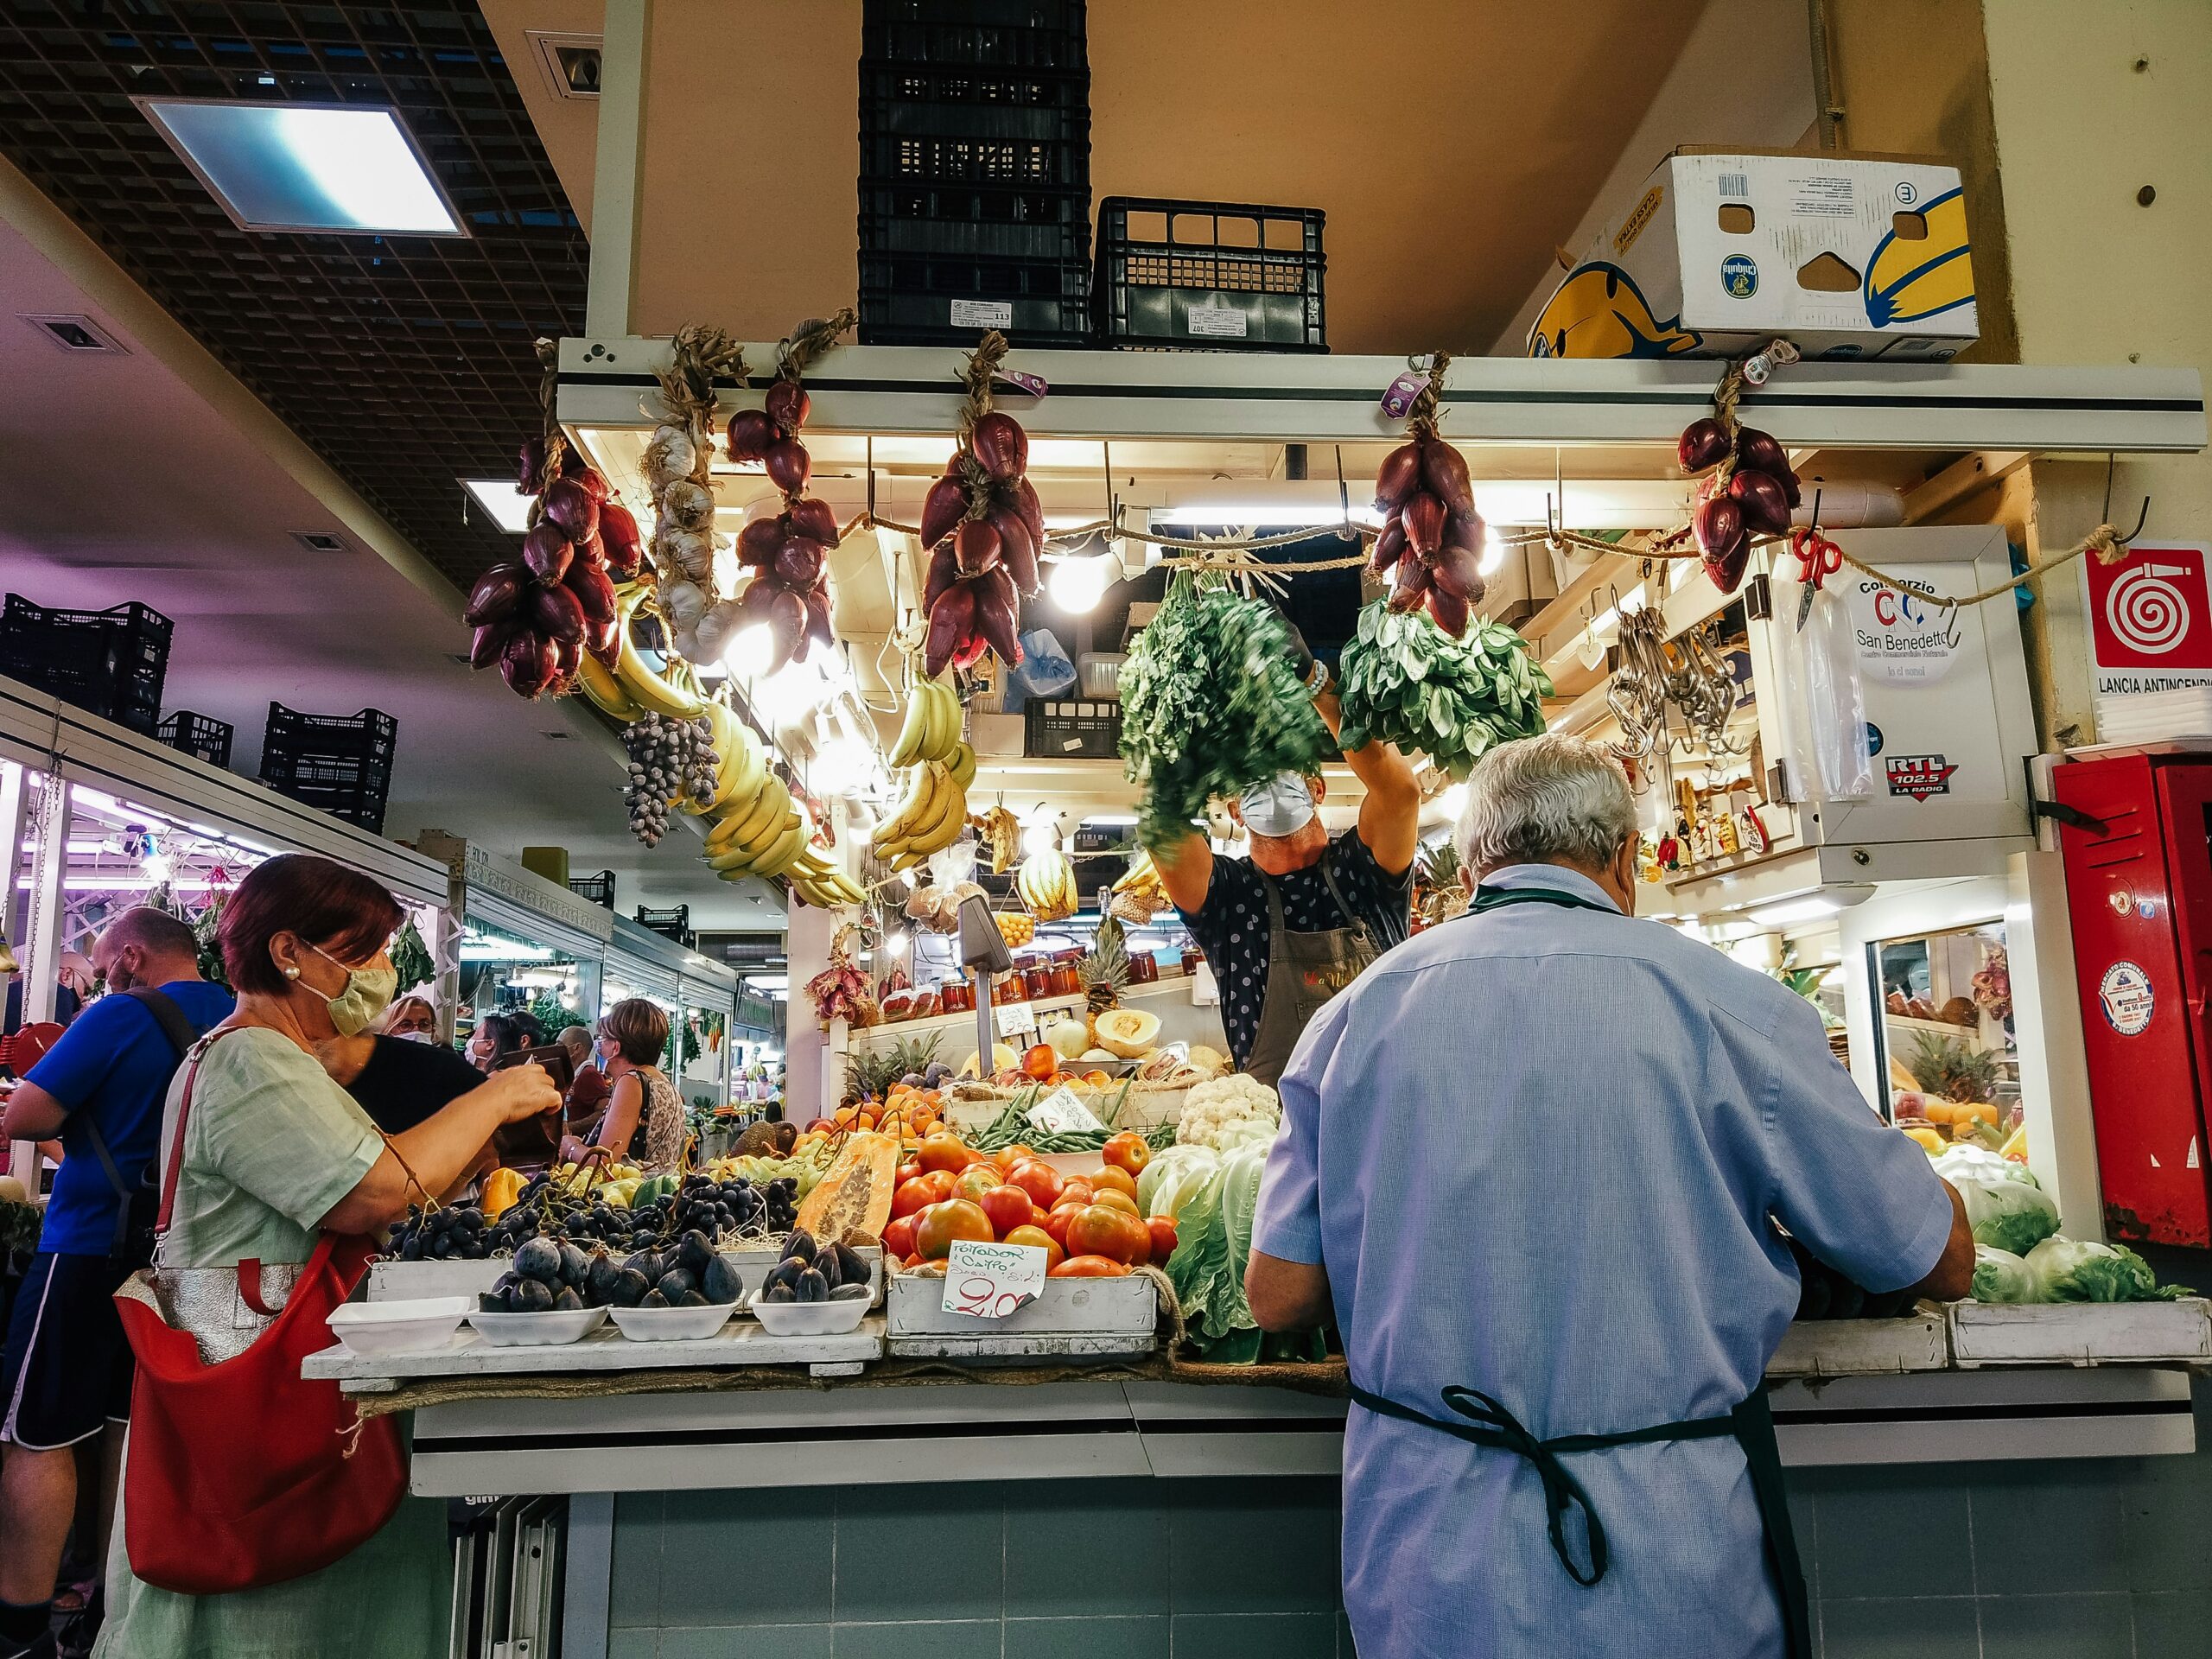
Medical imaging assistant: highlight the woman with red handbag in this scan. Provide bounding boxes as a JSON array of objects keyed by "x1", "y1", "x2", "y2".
[{"x1": 99, "y1": 855, "x2": 561, "y2": 1659}]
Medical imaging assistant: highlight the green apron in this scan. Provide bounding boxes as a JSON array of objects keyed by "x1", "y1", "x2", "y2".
[
  {"x1": 1242, "y1": 846, "x2": 1381, "y2": 1087},
  {"x1": 1344, "y1": 880, "x2": 1815, "y2": 1659}
]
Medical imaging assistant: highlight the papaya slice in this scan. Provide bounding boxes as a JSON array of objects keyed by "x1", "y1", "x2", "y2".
[{"x1": 792, "y1": 1130, "x2": 899, "y2": 1244}]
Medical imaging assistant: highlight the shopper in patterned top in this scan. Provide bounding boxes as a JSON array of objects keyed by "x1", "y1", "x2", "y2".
[{"x1": 1154, "y1": 623, "x2": 1421, "y2": 1084}]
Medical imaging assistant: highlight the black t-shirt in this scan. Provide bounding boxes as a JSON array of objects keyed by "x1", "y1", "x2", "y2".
[
  {"x1": 346, "y1": 1036, "x2": 486, "y2": 1134},
  {"x1": 1177, "y1": 830, "x2": 1413, "y2": 1067}
]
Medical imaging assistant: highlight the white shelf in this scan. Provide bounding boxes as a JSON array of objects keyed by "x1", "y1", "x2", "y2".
[{"x1": 852, "y1": 973, "x2": 1198, "y2": 1049}]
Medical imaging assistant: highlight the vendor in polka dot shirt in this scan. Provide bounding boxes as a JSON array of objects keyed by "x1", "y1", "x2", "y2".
[{"x1": 1154, "y1": 625, "x2": 1421, "y2": 1084}]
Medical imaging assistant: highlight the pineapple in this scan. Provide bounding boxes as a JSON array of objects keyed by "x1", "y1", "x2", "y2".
[
  {"x1": 844, "y1": 1032, "x2": 942, "y2": 1105},
  {"x1": 1078, "y1": 915, "x2": 1131, "y2": 1044}
]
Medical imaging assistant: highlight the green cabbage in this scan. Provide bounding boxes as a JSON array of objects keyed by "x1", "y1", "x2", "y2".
[
  {"x1": 2024, "y1": 1235, "x2": 2189, "y2": 1303},
  {"x1": 1971, "y1": 1245, "x2": 2040, "y2": 1304},
  {"x1": 1164, "y1": 1142, "x2": 1279, "y2": 1361},
  {"x1": 1933, "y1": 1146, "x2": 2060, "y2": 1255},
  {"x1": 1138, "y1": 1145, "x2": 1219, "y2": 1219}
]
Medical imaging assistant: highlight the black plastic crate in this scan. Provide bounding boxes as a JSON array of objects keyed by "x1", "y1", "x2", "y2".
[
  {"x1": 862, "y1": 0, "x2": 1086, "y2": 70},
  {"x1": 0, "y1": 595, "x2": 171, "y2": 734},
  {"x1": 635, "y1": 905, "x2": 695, "y2": 949},
  {"x1": 860, "y1": 70, "x2": 1088, "y2": 190},
  {"x1": 1025, "y1": 697, "x2": 1121, "y2": 760},
  {"x1": 1096, "y1": 198, "x2": 1327, "y2": 352},
  {"x1": 257, "y1": 703, "x2": 397, "y2": 835},
  {"x1": 860, "y1": 249, "x2": 1090, "y2": 347},
  {"x1": 569, "y1": 870, "x2": 617, "y2": 910},
  {"x1": 155, "y1": 710, "x2": 233, "y2": 769}
]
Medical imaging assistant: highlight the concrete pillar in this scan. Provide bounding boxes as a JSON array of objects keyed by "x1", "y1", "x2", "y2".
[{"x1": 584, "y1": 0, "x2": 653, "y2": 339}]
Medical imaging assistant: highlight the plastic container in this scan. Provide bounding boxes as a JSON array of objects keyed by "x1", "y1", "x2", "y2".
[
  {"x1": 155, "y1": 710, "x2": 233, "y2": 768},
  {"x1": 464, "y1": 1306, "x2": 608, "y2": 1347},
  {"x1": 1025, "y1": 698, "x2": 1122, "y2": 760},
  {"x1": 634, "y1": 905, "x2": 696, "y2": 948},
  {"x1": 257, "y1": 702, "x2": 397, "y2": 833},
  {"x1": 0, "y1": 596, "x2": 172, "y2": 735},
  {"x1": 326, "y1": 1295, "x2": 473, "y2": 1357},
  {"x1": 861, "y1": 0, "x2": 1087, "y2": 72},
  {"x1": 568, "y1": 870, "x2": 617, "y2": 910},
  {"x1": 857, "y1": 249, "x2": 1090, "y2": 349},
  {"x1": 747, "y1": 1288, "x2": 872, "y2": 1337},
  {"x1": 1076, "y1": 652, "x2": 1124, "y2": 699},
  {"x1": 1095, "y1": 197, "x2": 1328, "y2": 353},
  {"x1": 608, "y1": 1300, "x2": 739, "y2": 1343}
]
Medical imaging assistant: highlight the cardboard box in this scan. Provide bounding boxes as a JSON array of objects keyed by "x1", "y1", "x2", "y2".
[{"x1": 1528, "y1": 149, "x2": 1977, "y2": 361}]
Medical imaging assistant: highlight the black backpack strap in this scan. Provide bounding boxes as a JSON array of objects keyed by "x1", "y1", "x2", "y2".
[
  {"x1": 121, "y1": 987, "x2": 200, "y2": 1059},
  {"x1": 79, "y1": 988, "x2": 211, "y2": 1259}
]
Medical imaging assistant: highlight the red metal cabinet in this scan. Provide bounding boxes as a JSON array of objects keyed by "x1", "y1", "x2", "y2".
[{"x1": 2053, "y1": 751, "x2": 2212, "y2": 1246}]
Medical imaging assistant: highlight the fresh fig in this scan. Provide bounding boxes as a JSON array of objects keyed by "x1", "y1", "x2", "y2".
[
  {"x1": 781, "y1": 1230, "x2": 819, "y2": 1266},
  {"x1": 795, "y1": 1267, "x2": 829, "y2": 1303},
  {"x1": 918, "y1": 474, "x2": 967, "y2": 550},
  {"x1": 512, "y1": 1277, "x2": 555, "y2": 1313},
  {"x1": 521, "y1": 522, "x2": 574, "y2": 586},
  {"x1": 725, "y1": 408, "x2": 776, "y2": 464},
  {"x1": 969, "y1": 411, "x2": 1028, "y2": 481},
  {"x1": 764, "y1": 380, "x2": 810, "y2": 433},
  {"x1": 464, "y1": 563, "x2": 527, "y2": 627},
  {"x1": 702, "y1": 1255, "x2": 744, "y2": 1305},
  {"x1": 1373, "y1": 442, "x2": 1421, "y2": 512},
  {"x1": 762, "y1": 436, "x2": 810, "y2": 495},
  {"x1": 1404, "y1": 492, "x2": 1447, "y2": 558},
  {"x1": 1678, "y1": 417, "x2": 1732, "y2": 473},
  {"x1": 1727, "y1": 467, "x2": 1792, "y2": 537}
]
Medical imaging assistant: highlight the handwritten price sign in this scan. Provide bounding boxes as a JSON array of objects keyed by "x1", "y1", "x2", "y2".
[{"x1": 942, "y1": 1238, "x2": 1047, "y2": 1319}]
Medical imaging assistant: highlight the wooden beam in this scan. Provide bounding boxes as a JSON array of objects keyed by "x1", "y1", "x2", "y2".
[{"x1": 1905, "y1": 450, "x2": 2031, "y2": 524}]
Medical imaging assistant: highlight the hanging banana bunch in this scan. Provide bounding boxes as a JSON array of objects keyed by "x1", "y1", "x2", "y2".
[{"x1": 870, "y1": 667, "x2": 975, "y2": 872}]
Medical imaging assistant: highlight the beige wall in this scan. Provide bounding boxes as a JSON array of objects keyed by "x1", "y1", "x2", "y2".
[{"x1": 1981, "y1": 0, "x2": 2212, "y2": 745}]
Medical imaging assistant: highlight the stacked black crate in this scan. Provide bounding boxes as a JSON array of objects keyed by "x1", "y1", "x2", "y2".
[{"x1": 857, "y1": 0, "x2": 1091, "y2": 347}]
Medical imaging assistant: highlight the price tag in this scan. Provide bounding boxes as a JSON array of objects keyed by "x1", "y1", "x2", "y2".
[
  {"x1": 992, "y1": 366, "x2": 1049, "y2": 398},
  {"x1": 997, "y1": 1001, "x2": 1038, "y2": 1038},
  {"x1": 1027, "y1": 1085, "x2": 1104, "y2": 1135},
  {"x1": 1380, "y1": 356, "x2": 1433, "y2": 419},
  {"x1": 942, "y1": 1238, "x2": 1048, "y2": 1319}
]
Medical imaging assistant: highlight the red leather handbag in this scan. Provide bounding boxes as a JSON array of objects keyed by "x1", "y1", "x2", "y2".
[{"x1": 112, "y1": 1032, "x2": 408, "y2": 1594}]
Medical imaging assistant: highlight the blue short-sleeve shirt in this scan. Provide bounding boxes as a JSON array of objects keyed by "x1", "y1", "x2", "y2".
[
  {"x1": 1253, "y1": 864, "x2": 1953, "y2": 1658},
  {"x1": 24, "y1": 981, "x2": 235, "y2": 1255}
]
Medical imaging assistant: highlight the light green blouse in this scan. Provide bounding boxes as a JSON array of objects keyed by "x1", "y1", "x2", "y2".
[{"x1": 97, "y1": 1027, "x2": 450, "y2": 1659}]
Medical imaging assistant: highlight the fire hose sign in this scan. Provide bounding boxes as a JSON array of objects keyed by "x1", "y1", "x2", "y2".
[{"x1": 2088, "y1": 543, "x2": 2212, "y2": 693}]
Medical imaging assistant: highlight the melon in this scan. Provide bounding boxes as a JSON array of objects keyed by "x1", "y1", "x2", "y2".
[
  {"x1": 1079, "y1": 1048, "x2": 1119, "y2": 1064},
  {"x1": 960, "y1": 1043, "x2": 1019, "y2": 1078},
  {"x1": 1186, "y1": 1044, "x2": 1230, "y2": 1077},
  {"x1": 1043, "y1": 1018, "x2": 1090, "y2": 1059},
  {"x1": 0, "y1": 1175, "x2": 24, "y2": 1205},
  {"x1": 1094, "y1": 1008, "x2": 1161, "y2": 1058}
]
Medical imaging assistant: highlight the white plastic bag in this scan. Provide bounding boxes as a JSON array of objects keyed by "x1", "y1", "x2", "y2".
[
  {"x1": 1778, "y1": 575, "x2": 1874, "y2": 799},
  {"x1": 1009, "y1": 628, "x2": 1077, "y2": 698}
]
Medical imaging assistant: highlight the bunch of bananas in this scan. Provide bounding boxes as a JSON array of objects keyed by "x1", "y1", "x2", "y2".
[
  {"x1": 1109, "y1": 846, "x2": 1168, "y2": 924},
  {"x1": 871, "y1": 670, "x2": 976, "y2": 872},
  {"x1": 574, "y1": 582, "x2": 862, "y2": 908},
  {"x1": 1015, "y1": 847, "x2": 1078, "y2": 920},
  {"x1": 974, "y1": 803, "x2": 1021, "y2": 874}
]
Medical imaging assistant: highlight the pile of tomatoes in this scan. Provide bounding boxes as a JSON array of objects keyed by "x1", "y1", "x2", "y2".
[{"x1": 881, "y1": 1128, "x2": 1173, "y2": 1280}]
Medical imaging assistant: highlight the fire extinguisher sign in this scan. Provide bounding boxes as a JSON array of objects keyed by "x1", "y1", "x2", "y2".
[{"x1": 2087, "y1": 542, "x2": 2212, "y2": 692}]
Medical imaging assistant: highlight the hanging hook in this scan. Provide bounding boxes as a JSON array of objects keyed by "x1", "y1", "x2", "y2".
[
  {"x1": 1333, "y1": 444, "x2": 1354, "y2": 542},
  {"x1": 2096, "y1": 454, "x2": 2153, "y2": 544}
]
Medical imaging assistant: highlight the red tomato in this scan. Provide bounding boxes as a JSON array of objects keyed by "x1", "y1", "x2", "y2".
[
  {"x1": 890, "y1": 1177, "x2": 938, "y2": 1221},
  {"x1": 989, "y1": 1143, "x2": 1038, "y2": 1174},
  {"x1": 951, "y1": 1164, "x2": 1003, "y2": 1204},
  {"x1": 1039, "y1": 1205, "x2": 1076, "y2": 1250},
  {"x1": 1146, "y1": 1217, "x2": 1179, "y2": 1262},
  {"x1": 1090, "y1": 1165, "x2": 1139, "y2": 1201},
  {"x1": 1057, "y1": 1179, "x2": 1096, "y2": 1210},
  {"x1": 1067, "y1": 1204, "x2": 1146, "y2": 1265},
  {"x1": 920, "y1": 1169, "x2": 958, "y2": 1204},
  {"x1": 1049, "y1": 1255, "x2": 1129, "y2": 1278},
  {"x1": 1001, "y1": 1224, "x2": 1064, "y2": 1272},
  {"x1": 1090, "y1": 1187, "x2": 1141, "y2": 1219},
  {"x1": 880, "y1": 1215, "x2": 918, "y2": 1260},
  {"x1": 896, "y1": 1158, "x2": 924, "y2": 1186},
  {"x1": 913, "y1": 1199, "x2": 995, "y2": 1260},
  {"x1": 1006, "y1": 1160, "x2": 1065, "y2": 1209},
  {"x1": 1102, "y1": 1131, "x2": 1153, "y2": 1177},
  {"x1": 978, "y1": 1185, "x2": 1037, "y2": 1239},
  {"x1": 918, "y1": 1131, "x2": 973, "y2": 1174}
]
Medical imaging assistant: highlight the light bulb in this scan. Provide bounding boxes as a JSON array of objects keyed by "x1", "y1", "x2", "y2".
[
  {"x1": 1047, "y1": 553, "x2": 1110, "y2": 614},
  {"x1": 883, "y1": 929, "x2": 908, "y2": 957},
  {"x1": 1021, "y1": 818, "x2": 1059, "y2": 859},
  {"x1": 722, "y1": 623, "x2": 775, "y2": 681},
  {"x1": 1436, "y1": 784, "x2": 1468, "y2": 823},
  {"x1": 1478, "y1": 527, "x2": 1506, "y2": 577}
]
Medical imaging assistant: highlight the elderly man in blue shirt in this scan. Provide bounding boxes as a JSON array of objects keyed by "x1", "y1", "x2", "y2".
[{"x1": 1248, "y1": 733, "x2": 1973, "y2": 1659}]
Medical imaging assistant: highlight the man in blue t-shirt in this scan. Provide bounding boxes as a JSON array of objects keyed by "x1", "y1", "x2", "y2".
[{"x1": 0, "y1": 909, "x2": 231, "y2": 1659}]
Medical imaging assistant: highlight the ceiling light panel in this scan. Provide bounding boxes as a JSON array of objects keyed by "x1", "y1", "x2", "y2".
[{"x1": 133, "y1": 99, "x2": 465, "y2": 236}]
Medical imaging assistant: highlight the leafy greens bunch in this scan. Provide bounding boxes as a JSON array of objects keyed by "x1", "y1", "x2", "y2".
[
  {"x1": 1119, "y1": 574, "x2": 1335, "y2": 850},
  {"x1": 1337, "y1": 601, "x2": 1549, "y2": 779}
]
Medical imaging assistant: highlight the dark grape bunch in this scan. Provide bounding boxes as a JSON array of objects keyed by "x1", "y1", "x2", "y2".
[
  {"x1": 621, "y1": 712, "x2": 719, "y2": 847},
  {"x1": 384, "y1": 1171, "x2": 798, "y2": 1262}
]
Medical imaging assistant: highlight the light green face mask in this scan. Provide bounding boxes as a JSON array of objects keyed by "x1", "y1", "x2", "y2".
[{"x1": 302, "y1": 941, "x2": 399, "y2": 1037}]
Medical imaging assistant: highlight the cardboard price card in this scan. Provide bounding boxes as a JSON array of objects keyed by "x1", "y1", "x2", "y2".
[
  {"x1": 1026, "y1": 1085, "x2": 1103, "y2": 1135},
  {"x1": 996, "y1": 1001, "x2": 1038, "y2": 1038},
  {"x1": 942, "y1": 1238, "x2": 1048, "y2": 1319}
]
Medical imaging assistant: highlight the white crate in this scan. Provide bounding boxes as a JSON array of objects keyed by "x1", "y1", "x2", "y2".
[
  {"x1": 1947, "y1": 1299, "x2": 2212, "y2": 1367},
  {"x1": 1768, "y1": 1312, "x2": 1949, "y2": 1379},
  {"x1": 303, "y1": 1316, "x2": 885, "y2": 1386},
  {"x1": 884, "y1": 1271, "x2": 1157, "y2": 1360}
]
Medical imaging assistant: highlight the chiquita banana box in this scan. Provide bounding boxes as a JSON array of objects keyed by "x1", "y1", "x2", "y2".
[{"x1": 1528, "y1": 149, "x2": 1976, "y2": 361}]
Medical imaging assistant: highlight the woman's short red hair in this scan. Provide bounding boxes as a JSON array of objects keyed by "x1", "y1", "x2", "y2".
[{"x1": 220, "y1": 853, "x2": 404, "y2": 996}]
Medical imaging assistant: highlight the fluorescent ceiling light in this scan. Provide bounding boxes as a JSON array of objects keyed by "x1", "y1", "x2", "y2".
[
  {"x1": 1151, "y1": 480, "x2": 1694, "y2": 531},
  {"x1": 463, "y1": 478, "x2": 533, "y2": 533},
  {"x1": 1748, "y1": 896, "x2": 1844, "y2": 928},
  {"x1": 135, "y1": 99, "x2": 465, "y2": 236}
]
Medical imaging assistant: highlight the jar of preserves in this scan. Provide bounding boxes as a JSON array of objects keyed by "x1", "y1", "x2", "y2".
[
  {"x1": 939, "y1": 980, "x2": 972, "y2": 1015},
  {"x1": 1050, "y1": 962, "x2": 1082, "y2": 997},
  {"x1": 1126, "y1": 951, "x2": 1159, "y2": 985},
  {"x1": 1180, "y1": 944, "x2": 1203, "y2": 976}
]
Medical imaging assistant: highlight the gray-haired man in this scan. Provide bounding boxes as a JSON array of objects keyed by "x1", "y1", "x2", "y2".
[{"x1": 1247, "y1": 733, "x2": 1973, "y2": 1659}]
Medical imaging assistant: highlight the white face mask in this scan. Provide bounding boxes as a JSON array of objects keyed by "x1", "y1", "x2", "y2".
[
  {"x1": 1239, "y1": 773, "x2": 1318, "y2": 839},
  {"x1": 392, "y1": 1029, "x2": 435, "y2": 1044}
]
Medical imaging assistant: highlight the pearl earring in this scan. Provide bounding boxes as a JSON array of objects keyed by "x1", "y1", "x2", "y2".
[{"x1": 283, "y1": 966, "x2": 300, "y2": 979}]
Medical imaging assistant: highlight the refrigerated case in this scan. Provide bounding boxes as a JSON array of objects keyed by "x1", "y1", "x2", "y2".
[{"x1": 2049, "y1": 745, "x2": 2212, "y2": 1248}]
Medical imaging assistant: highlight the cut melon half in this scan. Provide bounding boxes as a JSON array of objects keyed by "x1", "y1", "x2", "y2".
[{"x1": 1094, "y1": 1008, "x2": 1161, "y2": 1058}]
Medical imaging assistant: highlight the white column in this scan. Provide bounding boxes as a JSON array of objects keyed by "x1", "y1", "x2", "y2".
[
  {"x1": 10, "y1": 772, "x2": 67, "y2": 1185},
  {"x1": 784, "y1": 898, "x2": 834, "y2": 1126},
  {"x1": 584, "y1": 0, "x2": 653, "y2": 339}
]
